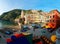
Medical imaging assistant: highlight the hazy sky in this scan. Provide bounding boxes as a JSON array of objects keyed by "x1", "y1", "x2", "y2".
[{"x1": 0, "y1": 0, "x2": 60, "y2": 15}]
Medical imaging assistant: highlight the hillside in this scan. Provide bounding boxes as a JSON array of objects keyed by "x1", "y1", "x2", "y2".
[
  {"x1": 0, "y1": 9, "x2": 42, "y2": 23},
  {"x1": 0, "y1": 9, "x2": 22, "y2": 22}
]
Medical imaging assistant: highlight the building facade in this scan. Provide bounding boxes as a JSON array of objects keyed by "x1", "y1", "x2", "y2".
[
  {"x1": 46, "y1": 10, "x2": 60, "y2": 29},
  {"x1": 25, "y1": 10, "x2": 47, "y2": 24}
]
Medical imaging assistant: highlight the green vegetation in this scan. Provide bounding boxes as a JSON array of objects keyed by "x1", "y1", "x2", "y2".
[
  {"x1": 0, "y1": 9, "x2": 42, "y2": 25},
  {"x1": 38, "y1": 10, "x2": 42, "y2": 12},
  {"x1": 0, "y1": 9, "x2": 22, "y2": 22}
]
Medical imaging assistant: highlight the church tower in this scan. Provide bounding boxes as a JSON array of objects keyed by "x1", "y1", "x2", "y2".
[
  {"x1": 21, "y1": 10, "x2": 24, "y2": 18},
  {"x1": 20, "y1": 10, "x2": 27, "y2": 24}
]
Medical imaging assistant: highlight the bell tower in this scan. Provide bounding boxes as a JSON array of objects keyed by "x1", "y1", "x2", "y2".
[{"x1": 21, "y1": 10, "x2": 24, "y2": 18}]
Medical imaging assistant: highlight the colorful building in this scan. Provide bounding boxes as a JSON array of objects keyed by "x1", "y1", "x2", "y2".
[
  {"x1": 46, "y1": 10, "x2": 60, "y2": 29},
  {"x1": 25, "y1": 10, "x2": 47, "y2": 24}
]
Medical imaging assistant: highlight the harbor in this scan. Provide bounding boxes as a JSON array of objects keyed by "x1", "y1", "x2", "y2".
[
  {"x1": 0, "y1": 23, "x2": 59, "y2": 44},
  {"x1": 0, "y1": 10, "x2": 60, "y2": 44},
  {"x1": 1, "y1": 0, "x2": 60, "y2": 44}
]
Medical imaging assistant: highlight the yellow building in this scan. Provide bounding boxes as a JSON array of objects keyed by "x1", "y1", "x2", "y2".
[
  {"x1": 25, "y1": 10, "x2": 41, "y2": 23},
  {"x1": 29, "y1": 14, "x2": 41, "y2": 23},
  {"x1": 25, "y1": 10, "x2": 47, "y2": 24}
]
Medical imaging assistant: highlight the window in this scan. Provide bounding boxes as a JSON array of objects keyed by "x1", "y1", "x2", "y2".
[
  {"x1": 47, "y1": 20, "x2": 49, "y2": 22},
  {"x1": 53, "y1": 15, "x2": 54, "y2": 18},
  {"x1": 50, "y1": 16, "x2": 51, "y2": 18},
  {"x1": 47, "y1": 16, "x2": 50, "y2": 18},
  {"x1": 53, "y1": 20, "x2": 54, "y2": 22},
  {"x1": 47, "y1": 16, "x2": 49, "y2": 18}
]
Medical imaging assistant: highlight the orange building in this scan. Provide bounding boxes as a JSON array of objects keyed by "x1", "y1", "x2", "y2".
[{"x1": 46, "y1": 10, "x2": 60, "y2": 29}]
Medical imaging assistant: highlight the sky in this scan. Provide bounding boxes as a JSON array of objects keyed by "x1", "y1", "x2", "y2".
[{"x1": 0, "y1": 0, "x2": 60, "y2": 15}]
